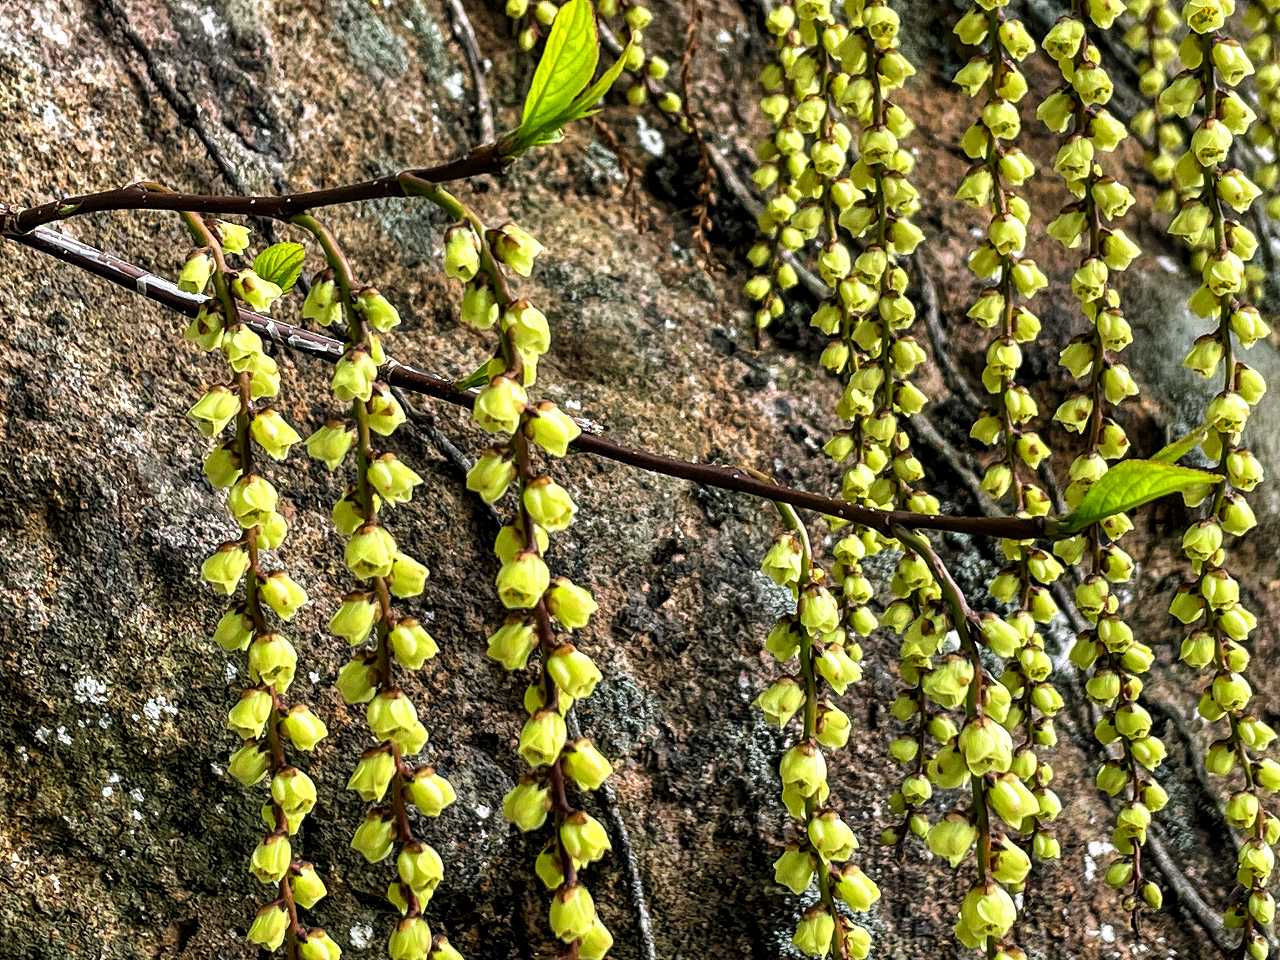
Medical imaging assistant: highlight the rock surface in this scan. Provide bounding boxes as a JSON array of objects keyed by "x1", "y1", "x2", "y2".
[{"x1": 1, "y1": 2, "x2": 1278, "y2": 960}]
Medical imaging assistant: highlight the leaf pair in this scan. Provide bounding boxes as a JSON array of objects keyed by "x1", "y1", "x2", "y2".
[{"x1": 507, "y1": 0, "x2": 633, "y2": 155}]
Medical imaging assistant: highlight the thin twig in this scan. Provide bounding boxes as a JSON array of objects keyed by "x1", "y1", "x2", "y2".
[
  {"x1": 7, "y1": 225, "x2": 1055, "y2": 543},
  {"x1": 678, "y1": 2, "x2": 716, "y2": 268},
  {"x1": 0, "y1": 144, "x2": 509, "y2": 233},
  {"x1": 912, "y1": 255, "x2": 983, "y2": 413},
  {"x1": 443, "y1": 0, "x2": 496, "y2": 143}
]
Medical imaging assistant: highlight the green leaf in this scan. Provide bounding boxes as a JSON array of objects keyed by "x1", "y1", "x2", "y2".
[
  {"x1": 521, "y1": 0, "x2": 598, "y2": 131},
  {"x1": 559, "y1": 35, "x2": 634, "y2": 124},
  {"x1": 252, "y1": 242, "x2": 306, "y2": 292},
  {"x1": 1057, "y1": 459, "x2": 1221, "y2": 534},
  {"x1": 1152, "y1": 424, "x2": 1209, "y2": 464},
  {"x1": 455, "y1": 356, "x2": 505, "y2": 392}
]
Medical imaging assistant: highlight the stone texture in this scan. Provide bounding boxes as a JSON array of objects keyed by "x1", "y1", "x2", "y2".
[{"x1": 1, "y1": 2, "x2": 1278, "y2": 960}]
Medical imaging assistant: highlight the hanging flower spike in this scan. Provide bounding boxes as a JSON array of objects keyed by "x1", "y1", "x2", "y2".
[
  {"x1": 952, "y1": 5, "x2": 1065, "y2": 947},
  {"x1": 291, "y1": 213, "x2": 461, "y2": 960},
  {"x1": 179, "y1": 213, "x2": 333, "y2": 956},
  {"x1": 1163, "y1": 9, "x2": 1276, "y2": 956},
  {"x1": 1123, "y1": 1, "x2": 1185, "y2": 217},
  {"x1": 1039, "y1": 2, "x2": 1165, "y2": 928},
  {"x1": 396, "y1": 172, "x2": 615, "y2": 957},
  {"x1": 756, "y1": 503, "x2": 877, "y2": 959}
]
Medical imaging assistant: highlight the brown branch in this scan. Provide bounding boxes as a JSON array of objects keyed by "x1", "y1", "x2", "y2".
[
  {"x1": 0, "y1": 142, "x2": 510, "y2": 234},
  {"x1": 7, "y1": 226, "x2": 1056, "y2": 544}
]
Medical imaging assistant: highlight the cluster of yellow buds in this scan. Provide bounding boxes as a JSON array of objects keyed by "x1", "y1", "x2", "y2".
[
  {"x1": 1038, "y1": 5, "x2": 1163, "y2": 923},
  {"x1": 181, "y1": 219, "x2": 338, "y2": 959},
  {"x1": 745, "y1": 0, "x2": 924, "y2": 334},
  {"x1": 757, "y1": 509, "x2": 877, "y2": 959},
  {"x1": 946, "y1": 2, "x2": 1066, "y2": 947},
  {"x1": 428, "y1": 196, "x2": 614, "y2": 958},
  {"x1": 881, "y1": 526, "x2": 1054, "y2": 958},
  {"x1": 1248, "y1": 2, "x2": 1280, "y2": 214},
  {"x1": 295, "y1": 215, "x2": 462, "y2": 960},
  {"x1": 1161, "y1": 6, "x2": 1276, "y2": 955},
  {"x1": 1125, "y1": 1, "x2": 1185, "y2": 214},
  {"x1": 743, "y1": 3, "x2": 945, "y2": 939}
]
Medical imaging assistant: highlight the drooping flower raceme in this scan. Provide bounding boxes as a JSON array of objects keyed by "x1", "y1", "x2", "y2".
[
  {"x1": 181, "y1": 217, "x2": 337, "y2": 959},
  {"x1": 1125, "y1": 1, "x2": 1185, "y2": 217},
  {"x1": 1038, "y1": 5, "x2": 1165, "y2": 922},
  {"x1": 294, "y1": 214, "x2": 464, "y2": 960},
  {"x1": 404, "y1": 180, "x2": 615, "y2": 959},
  {"x1": 757, "y1": 507, "x2": 877, "y2": 960},
  {"x1": 946, "y1": 2, "x2": 1065, "y2": 949},
  {"x1": 1162, "y1": 8, "x2": 1277, "y2": 955}
]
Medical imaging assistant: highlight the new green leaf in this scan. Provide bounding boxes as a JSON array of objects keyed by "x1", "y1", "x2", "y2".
[
  {"x1": 1056, "y1": 459, "x2": 1221, "y2": 534},
  {"x1": 252, "y1": 242, "x2": 306, "y2": 292},
  {"x1": 1152, "y1": 424, "x2": 1209, "y2": 464},
  {"x1": 506, "y1": 2, "x2": 633, "y2": 155},
  {"x1": 521, "y1": 0, "x2": 598, "y2": 132}
]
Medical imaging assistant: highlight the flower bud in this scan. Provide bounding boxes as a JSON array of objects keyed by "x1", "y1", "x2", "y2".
[
  {"x1": 345, "y1": 524, "x2": 397, "y2": 580},
  {"x1": 503, "y1": 778, "x2": 552, "y2": 831},
  {"x1": 519, "y1": 709, "x2": 567, "y2": 767},
  {"x1": 525, "y1": 401, "x2": 581, "y2": 457},
  {"x1": 247, "y1": 903, "x2": 290, "y2": 950},
  {"x1": 563, "y1": 738, "x2": 613, "y2": 790},
  {"x1": 281, "y1": 704, "x2": 328, "y2": 751},
  {"x1": 549, "y1": 884, "x2": 596, "y2": 943}
]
